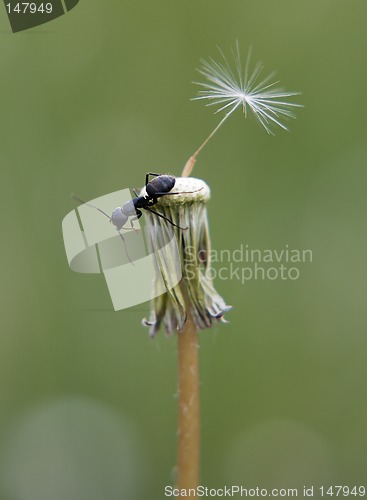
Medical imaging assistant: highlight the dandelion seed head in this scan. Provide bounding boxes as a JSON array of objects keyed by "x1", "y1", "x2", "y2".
[
  {"x1": 141, "y1": 177, "x2": 231, "y2": 337},
  {"x1": 194, "y1": 45, "x2": 302, "y2": 135}
]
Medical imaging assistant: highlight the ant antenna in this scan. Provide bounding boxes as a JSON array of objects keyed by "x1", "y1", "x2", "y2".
[
  {"x1": 71, "y1": 194, "x2": 111, "y2": 220},
  {"x1": 181, "y1": 111, "x2": 235, "y2": 177}
]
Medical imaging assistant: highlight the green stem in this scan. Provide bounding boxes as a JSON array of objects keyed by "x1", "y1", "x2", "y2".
[{"x1": 176, "y1": 309, "x2": 200, "y2": 496}]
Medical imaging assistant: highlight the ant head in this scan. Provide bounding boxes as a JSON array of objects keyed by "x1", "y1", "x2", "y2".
[{"x1": 111, "y1": 207, "x2": 128, "y2": 230}]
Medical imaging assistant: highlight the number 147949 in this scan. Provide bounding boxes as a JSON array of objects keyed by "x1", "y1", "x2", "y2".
[
  {"x1": 5, "y1": 3, "x2": 53, "y2": 14},
  {"x1": 320, "y1": 486, "x2": 365, "y2": 497}
]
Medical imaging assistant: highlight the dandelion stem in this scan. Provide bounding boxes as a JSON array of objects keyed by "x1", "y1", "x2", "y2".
[
  {"x1": 182, "y1": 103, "x2": 240, "y2": 177},
  {"x1": 176, "y1": 303, "x2": 200, "y2": 495}
]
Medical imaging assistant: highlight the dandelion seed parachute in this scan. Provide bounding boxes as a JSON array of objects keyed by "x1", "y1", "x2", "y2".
[
  {"x1": 194, "y1": 45, "x2": 302, "y2": 135},
  {"x1": 142, "y1": 46, "x2": 301, "y2": 335}
]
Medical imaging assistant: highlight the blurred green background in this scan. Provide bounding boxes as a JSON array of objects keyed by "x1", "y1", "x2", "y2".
[{"x1": 1, "y1": 1, "x2": 366, "y2": 499}]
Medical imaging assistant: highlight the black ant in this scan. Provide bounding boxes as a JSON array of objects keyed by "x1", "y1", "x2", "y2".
[
  {"x1": 115, "y1": 172, "x2": 194, "y2": 231},
  {"x1": 72, "y1": 173, "x2": 201, "y2": 264}
]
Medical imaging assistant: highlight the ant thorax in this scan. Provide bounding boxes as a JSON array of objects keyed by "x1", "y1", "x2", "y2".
[{"x1": 122, "y1": 199, "x2": 137, "y2": 216}]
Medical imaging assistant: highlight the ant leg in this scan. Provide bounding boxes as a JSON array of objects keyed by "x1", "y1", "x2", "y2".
[
  {"x1": 114, "y1": 227, "x2": 135, "y2": 266},
  {"x1": 144, "y1": 206, "x2": 188, "y2": 230},
  {"x1": 132, "y1": 189, "x2": 139, "y2": 197},
  {"x1": 150, "y1": 187, "x2": 204, "y2": 197},
  {"x1": 129, "y1": 208, "x2": 143, "y2": 230},
  {"x1": 145, "y1": 172, "x2": 163, "y2": 186},
  {"x1": 129, "y1": 216, "x2": 140, "y2": 230}
]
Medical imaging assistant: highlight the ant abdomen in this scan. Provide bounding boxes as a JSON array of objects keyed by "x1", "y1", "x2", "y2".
[{"x1": 146, "y1": 175, "x2": 175, "y2": 198}]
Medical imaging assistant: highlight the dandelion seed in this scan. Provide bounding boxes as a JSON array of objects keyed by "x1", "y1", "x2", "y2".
[{"x1": 194, "y1": 44, "x2": 302, "y2": 135}]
